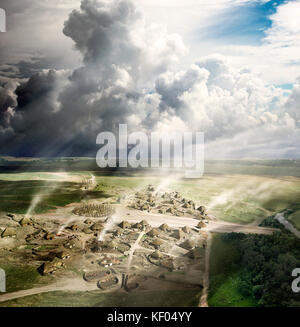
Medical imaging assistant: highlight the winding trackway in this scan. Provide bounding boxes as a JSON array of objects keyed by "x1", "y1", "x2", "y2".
[
  {"x1": 199, "y1": 233, "x2": 212, "y2": 307},
  {"x1": 0, "y1": 277, "x2": 99, "y2": 304},
  {"x1": 275, "y1": 212, "x2": 300, "y2": 239},
  {"x1": 126, "y1": 230, "x2": 145, "y2": 273}
]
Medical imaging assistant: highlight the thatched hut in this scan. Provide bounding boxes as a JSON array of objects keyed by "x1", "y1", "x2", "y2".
[{"x1": 1, "y1": 227, "x2": 17, "y2": 238}]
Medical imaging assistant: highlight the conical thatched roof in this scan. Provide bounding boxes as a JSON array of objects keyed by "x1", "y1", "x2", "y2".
[
  {"x1": 114, "y1": 228, "x2": 123, "y2": 236},
  {"x1": 147, "y1": 185, "x2": 155, "y2": 192},
  {"x1": 197, "y1": 221, "x2": 206, "y2": 229},
  {"x1": 161, "y1": 259, "x2": 175, "y2": 271},
  {"x1": 45, "y1": 232, "x2": 55, "y2": 240},
  {"x1": 116, "y1": 243, "x2": 130, "y2": 253},
  {"x1": 82, "y1": 228, "x2": 93, "y2": 234},
  {"x1": 197, "y1": 206, "x2": 206, "y2": 213},
  {"x1": 147, "y1": 228, "x2": 160, "y2": 237},
  {"x1": 19, "y1": 217, "x2": 32, "y2": 226},
  {"x1": 56, "y1": 250, "x2": 71, "y2": 260},
  {"x1": 187, "y1": 248, "x2": 203, "y2": 259},
  {"x1": 69, "y1": 224, "x2": 79, "y2": 231},
  {"x1": 151, "y1": 238, "x2": 163, "y2": 246},
  {"x1": 133, "y1": 222, "x2": 143, "y2": 230},
  {"x1": 119, "y1": 221, "x2": 131, "y2": 229},
  {"x1": 159, "y1": 223, "x2": 170, "y2": 232},
  {"x1": 180, "y1": 239, "x2": 196, "y2": 250},
  {"x1": 166, "y1": 207, "x2": 175, "y2": 213},
  {"x1": 91, "y1": 222, "x2": 103, "y2": 231},
  {"x1": 151, "y1": 250, "x2": 163, "y2": 259},
  {"x1": 106, "y1": 240, "x2": 117, "y2": 249},
  {"x1": 84, "y1": 218, "x2": 94, "y2": 225},
  {"x1": 172, "y1": 229, "x2": 184, "y2": 240},
  {"x1": 1, "y1": 227, "x2": 17, "y2": 238},
  {"x1": 182, "y1": 226, "x2": 191, "y2": 234}
]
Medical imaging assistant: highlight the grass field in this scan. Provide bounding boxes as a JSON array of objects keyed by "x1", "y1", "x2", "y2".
[
  {"x1": 0, "y1": 289, "x2": 200, "y2": 307},
  {"x1": 94, "y1": 174, "x2": 300, "y2": 224},
  {"x1": 208, "y1": 234, "x2": 258, "y2": 307},
  {"x1": 1, "y1": 158, "x2": 300, "y2": 177},
  {"x1": 0, "y1": 178, "x2": 111, "y2": 214},
  {"x1": 0, "y1": 263, "x2": 53, "y2": 293},
  {"x1": 208, "y1": 272, "x2": 257, "y2": 307},
  {"x1": 0, "y1": 162, "x2": 300, "y2": 224}
]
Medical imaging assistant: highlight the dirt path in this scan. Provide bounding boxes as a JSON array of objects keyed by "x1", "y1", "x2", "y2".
[
  {"x1": 204, "y1": 220, "x2": 276, "y2": 235},
  {"x1": 275, "y1": 212, "x2": 300, "y2": 239},
  {"x1": 127, "y1": 230, "x2": 145, "y2": 273},
  {"x1": 115, "y1": 205, "x2": 277, "y2": 235},
  {"x1": 199, "y1": 233, "x2": 212, "y2": 307},
  {"x1": 0, "y1": 277, "x2": 99, "y2": 304}
]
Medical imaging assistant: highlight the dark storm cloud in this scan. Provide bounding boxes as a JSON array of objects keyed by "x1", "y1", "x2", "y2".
[
  {"x1": 0, "y1": 0, "x2": 185, "y2": 156},
  {"x1": 0, "y1": 69, "x2": 71, "y2": 156},
  {"x1": 0, "y1": 66, "x2": 18, "y2": 79},
  {"x1": 0, "y1": 57, "x2": 60, "y2": 81},
  {"x1": 0, "y1": 80, "x2": 18, "y2": 127},
  {"x1": 13, "y1": 58, "x2": 60, "y2": 79},
  {"x1": 0, "y1": 67, "x2": 16, "y2": 74},
  {"x1": 15, "y1": 70, "x2": 56, "y2": 108}
]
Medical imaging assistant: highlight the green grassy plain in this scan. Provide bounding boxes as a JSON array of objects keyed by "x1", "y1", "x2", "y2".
[
  {"x1": 0, "y1": 263, "x2": 53, "y2": 293},
  {"x1": 0, "y1": 178, "x2": 111, "y2": 214},
  {"x1": 0, "y1": 171, "x2": 300, "y2": 224},
  {"x1": 208, "y1": 272, "x2": 257, "y2": 307},
  {"x1": 95, "y1": 174, "x2": 300, "y2": 224}
]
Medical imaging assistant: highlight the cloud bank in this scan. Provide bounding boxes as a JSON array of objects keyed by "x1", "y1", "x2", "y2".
[{"x1": 0, "y1": 0, "x2": 299, "y2": 158}]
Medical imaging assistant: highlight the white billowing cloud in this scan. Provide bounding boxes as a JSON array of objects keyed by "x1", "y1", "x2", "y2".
[
  {"x1": 284, "y1": 77, "x2": 300, "y2": 122},
  {"x1": 63, "y1": 0, "x2": 186, "y2": 83},
  {"x1": 153, "y1": 55, "x2": 288, "y2": 141},
  {"x1": 206, "y1": 0, "x2": 300, "y2": 85},
  {"x1": 0, "y1": 0, "x2": 299, "y2": 158},
  {"x1": 263, "y1": 0, "x2": 300, "y2": 69},
  {"x1": 205, "y1": 114, "x2": 300, "y2": 159},
  {"x1": 148, "y1": 52, "x2": 300, "y2": 158},
  {"x1": 265, "y1": 0, "x2": 300, "y2": 44}
]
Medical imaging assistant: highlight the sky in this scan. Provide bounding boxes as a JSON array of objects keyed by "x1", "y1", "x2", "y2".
[{"x1": 0, "y1": 0, "x2": 299, "y2": 158}]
